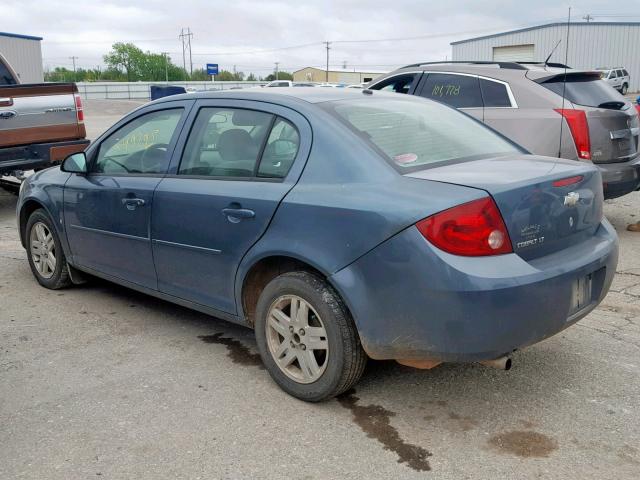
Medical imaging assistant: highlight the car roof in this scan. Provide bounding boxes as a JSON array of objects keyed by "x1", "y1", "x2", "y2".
[
  {"x1": 151, "y1": 87, "x2": 392, "y2": 106},
  {"x1": 384, "y1": 62, "x2": 600, "y2": 83}
]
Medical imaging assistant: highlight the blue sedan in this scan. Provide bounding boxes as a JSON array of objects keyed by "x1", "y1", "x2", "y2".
[{"x1": 16, "y1": 88, "x2": 618, "y2": 401}]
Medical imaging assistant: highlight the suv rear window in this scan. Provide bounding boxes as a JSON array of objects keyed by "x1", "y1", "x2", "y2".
[
  {"x1": 541, "y1": 75, "x2": 626, "y2": 109},
  {"x1": 322, "y1": 97, "x2": 520, "y2": 172}
]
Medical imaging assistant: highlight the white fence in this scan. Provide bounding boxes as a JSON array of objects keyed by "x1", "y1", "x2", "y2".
[{"x1": 76, "y1": 81, "x2": 267, "y2": 100}]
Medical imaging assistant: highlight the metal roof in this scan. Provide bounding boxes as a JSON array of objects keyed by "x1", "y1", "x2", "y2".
[
  {"x1": 0, "y1": 31, "x2": 43, "y2": 41},
  {"x1": 451, "y1": 22, "x2": 640, "y2": 46}
]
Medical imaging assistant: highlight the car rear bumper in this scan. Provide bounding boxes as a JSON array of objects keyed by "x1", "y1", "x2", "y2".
[
  {"x1": 596, "y1": 156, "x2": 640, "y2": 199},
  {"x1": 0, "y1": 139, "x2": 89, "y2": 175},
  {"x1": 330, "y1": 220, "x2": 618, "y2": 362}
]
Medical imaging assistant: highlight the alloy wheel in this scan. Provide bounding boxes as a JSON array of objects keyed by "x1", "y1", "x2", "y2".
[
  {"x1": 30, "y1": 222, "x2": 56, "y2": 279},
  {"x1": 266, "y1": 295, "x2": 329, "y2": 384}
]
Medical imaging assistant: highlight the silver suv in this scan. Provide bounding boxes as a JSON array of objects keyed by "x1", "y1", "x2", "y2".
[
  {"x1": 598, "y1": 68, "x2": 630, "y2": 94},
  {"x1": 368, "y1": 61, "x2": 640, "y2": 199}
]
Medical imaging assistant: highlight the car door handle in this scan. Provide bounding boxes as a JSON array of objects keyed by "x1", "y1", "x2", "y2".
[
  {"x1": 121, "y1": 197, "x2": 146, "y2": 210},
  {"x1": 222, "y1": 207, "x2": 255, "y2": 223},
  {"x1": 0, "y1": 110, "x2": 17, "y2": 119}
]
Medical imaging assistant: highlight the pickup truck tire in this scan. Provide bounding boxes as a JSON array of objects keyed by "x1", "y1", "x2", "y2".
[
  {"x1": 26, "y1": 209, "x2": 72, "y2": 289},
  {"x1": 254, "y1": 271, "x2": 367, "y2": 402}
]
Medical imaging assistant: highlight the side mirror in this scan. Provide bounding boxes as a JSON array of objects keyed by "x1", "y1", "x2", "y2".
[{"x1": 61, "y1": 152, "x2": 88, "y2": 174}]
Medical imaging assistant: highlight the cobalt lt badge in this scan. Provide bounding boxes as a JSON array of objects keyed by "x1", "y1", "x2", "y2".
[{"x1": 564, "y1": 191, "x2": 580, "y2": 207}]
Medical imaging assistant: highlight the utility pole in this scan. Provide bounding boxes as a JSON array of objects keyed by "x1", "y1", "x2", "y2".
[
  {"x1": 179, "y1": 28, "x2": 193, "y2": 79},
  {"x1": 583, "y1": 14, "x2": 593, "y2": 22},
  {"x1": 274, "y1": 62, "x2": 279, "y2": 80},
  {"x1": 324, "y1": 41, "x2": 331, "y2": 82},
  {"x1": 69, "y1": 56, "x2": 78, "y2": 81},
  {"x1": 162, "y1": 52, "x2": 169, "y2": 82}
]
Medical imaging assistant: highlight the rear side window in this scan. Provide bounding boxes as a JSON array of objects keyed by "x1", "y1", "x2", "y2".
[
  {"x1": 479, "y1": 79, "x2": 512, "y2": 107},
  {"x1": 370, "y1": 74, "x2": 418, "y2": 94},
  {"x1": 616, "y1": 69, "x2": 624, "y2": 77},
  {"x1": 541, "y1": 76, "x2": 626, "y2": 109},
  {"x1": 179, "y1": 108, "x2": 274, "y2": 177},
  {"x1": 322, "y1": 98, "x2": 519, "y2": 172},
  {"x1": 0, "y1": 60, "x2": 16, "y2": 85},
  {"x1": 258, "y1": 118, "x2": 300, "y2": 178},
  {"x1": 419, "y1": 73, "x2": 483, "y2": 108},
  {"x1": 623, "y1": 69, "x2": 629, "y2": 76}
]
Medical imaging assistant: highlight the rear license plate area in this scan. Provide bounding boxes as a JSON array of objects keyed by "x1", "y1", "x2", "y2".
[{"x1": 569, "y1": 273, "x2": 594, "y2": 316}]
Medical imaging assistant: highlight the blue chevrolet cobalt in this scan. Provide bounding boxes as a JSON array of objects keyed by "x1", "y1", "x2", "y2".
[{"x1": 17, "y1": 88, "x2": 618, "y2": 401}]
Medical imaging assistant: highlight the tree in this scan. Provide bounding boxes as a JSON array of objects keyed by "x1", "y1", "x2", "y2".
[
  {"x1": 246, "y1": 73, "x2": 257, "y2": 81},
  {"x1": 264, "y1": 71, "x2": 293, "y2": 81},
  {"x1": 103, "y1": 42, "x2": 146, "y2": 81}
]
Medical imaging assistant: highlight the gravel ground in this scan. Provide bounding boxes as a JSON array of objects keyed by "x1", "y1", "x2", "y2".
[{"x1": 0, "y1": 100, "x2": 639, "y2": 479}]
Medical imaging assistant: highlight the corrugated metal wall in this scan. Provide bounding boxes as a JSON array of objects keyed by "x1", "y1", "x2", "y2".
[
  {"x1": 0, "y1": 35, "x2": 43, "y2": 83},
  {"x1": 452, "y1": 23, "x2": 640, "y2": 91}
]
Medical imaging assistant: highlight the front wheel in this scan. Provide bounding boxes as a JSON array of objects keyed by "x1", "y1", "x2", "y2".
[
  {"x1": 26, "y1": 209, "x2": 72, "y2": 289},
  {"x1": 254, "y1": 271, "x2": 367, "y2": 402}
]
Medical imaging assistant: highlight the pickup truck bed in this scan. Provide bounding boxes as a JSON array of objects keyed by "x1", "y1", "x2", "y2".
[{"x1": 0, "y1": 82, "x2": 89, "y2": 176}]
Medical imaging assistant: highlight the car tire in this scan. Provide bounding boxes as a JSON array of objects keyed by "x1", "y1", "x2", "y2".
[
  {"x1": 25, "y1": 209, "x2": 72, "y2": 290},
  {"x1": 254, "y1": 271, "x2": 367, "y2": 402},
  {"x1": 621, "y1": 83, "x2": 628, "y2": 95}
]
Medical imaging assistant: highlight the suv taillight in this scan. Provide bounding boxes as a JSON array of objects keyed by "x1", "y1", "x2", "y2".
[
  {"x1": 416, "y1": 197, "x2": 512, "y2": 256},
  {"x1": 74, "y1": 93, "x2": 84, "y2": 124},
  {"x1": 555, "y1": 109, "x2": 591, "y2": 160}
]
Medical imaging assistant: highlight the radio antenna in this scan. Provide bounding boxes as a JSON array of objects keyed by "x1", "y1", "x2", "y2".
[
  {"x1": 558, "y1": 7, "x2": 571, "y2": 157},
  {"x1": 545, "y1": 39, "x2": 562, "y2": 66}
]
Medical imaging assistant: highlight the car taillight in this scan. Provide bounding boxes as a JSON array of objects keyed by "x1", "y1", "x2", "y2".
[
  {"x1": 635, "y1": 104, "x2": 640, "y2": 118},
  {"x1": 552, "y1": 175, "x2": 583, "y2": 187},
  {"x1": 74, "y1": 93, "x2": 84, "y2": 123},
  {"x1": 416, "y1": 197, "x2": 512, "y2": 256},
  {"x1": 555, "y1": 109, "x2": 591, "y2": 160}
]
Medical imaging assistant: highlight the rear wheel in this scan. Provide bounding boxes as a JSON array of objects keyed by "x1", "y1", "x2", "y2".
[
  {"x1": 254, "y1": 271, "x2": 367, "y2": 402},
  {"x1": 26, "y1": 209, "x2": 72, "y2": 289},
  {"x1": 621, "y1": 83, "x2": 628, "y2": 95}
]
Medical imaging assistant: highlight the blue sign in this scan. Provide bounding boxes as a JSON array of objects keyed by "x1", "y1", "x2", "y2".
[{"x1": 206, "y1": 63, "x2": 219, "y2": 75}]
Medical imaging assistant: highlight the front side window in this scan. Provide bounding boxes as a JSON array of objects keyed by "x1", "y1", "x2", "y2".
[
  {"x1": 179, "y1": 108, "x2": 274, "y2": 177},
  {"x1": 479, "y1": 79, "x2": 512, "y2": 107},
  {"x1": 419, "y1": 73, "x2": 483, "y2": 108},
  {"x1": 616, "y1": 69, "x2": 624, "y2": 78},
  {"x1": 0, "y1": 59, "x2": 17, "y2": 85},
  {"x1": 323, "y1": 97, "x2": 519, "y2": 172},
  {"x1": 370, "y1": 74, "x2": 418, "y2": 94},
  {"x1": 93, "y1": 109, "x2": 183, "y2": 174}
]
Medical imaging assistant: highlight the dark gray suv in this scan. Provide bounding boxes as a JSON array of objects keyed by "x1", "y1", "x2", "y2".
[{"x1": 369, "y1": 61, "x2": 640, "y2": 199}]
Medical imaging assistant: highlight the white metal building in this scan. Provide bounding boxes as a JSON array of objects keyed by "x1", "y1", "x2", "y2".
[
  {"x1": 0, "y1": 32, "x2": 44, "y2": 83},
  {"x1": 451, "y1": 22, "x2": 640, "y2": 91}
]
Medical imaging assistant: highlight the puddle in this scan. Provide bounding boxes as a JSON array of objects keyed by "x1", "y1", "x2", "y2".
[
  {"x1": 489, "y1": 430, "x2": 558, "y2": 458},
  {"x1": 338, "y1": 390, "x2": 432, "y2": 471},
  {"x1": 198, "y1": 333, "x2": 264, "y2": 369}
]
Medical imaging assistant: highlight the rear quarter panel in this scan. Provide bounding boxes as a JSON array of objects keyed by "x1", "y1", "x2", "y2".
[{"x1": 234, "y1": 109, "x2": 487, "y2": 316}]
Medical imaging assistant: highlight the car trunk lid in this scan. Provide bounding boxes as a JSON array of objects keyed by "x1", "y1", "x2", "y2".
[{"x1": 406, "y1": 155, "x2": 603, "y2": 260}]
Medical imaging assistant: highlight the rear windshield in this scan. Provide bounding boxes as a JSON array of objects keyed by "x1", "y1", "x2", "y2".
[
  {"x1": 542, "y1": 76, "x2": 626, "y2": 109},
  {"x1": 321, "y1": 97, "x2": 520, "y2": 171}
]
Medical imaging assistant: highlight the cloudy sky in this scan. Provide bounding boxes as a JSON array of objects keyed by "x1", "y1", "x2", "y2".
[{"x1": 4, "y1": 0, "x2": 637, "y2": 76}]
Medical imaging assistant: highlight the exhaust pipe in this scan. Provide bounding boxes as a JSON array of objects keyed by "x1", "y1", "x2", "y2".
[{"x1": 479, "y1": 356, "x2": 512, "y2": 371}]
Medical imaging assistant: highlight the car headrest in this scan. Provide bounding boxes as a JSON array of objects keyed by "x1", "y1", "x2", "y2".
[{"x1": 218, "y1": 129, "x2": 257, "y2": 162}]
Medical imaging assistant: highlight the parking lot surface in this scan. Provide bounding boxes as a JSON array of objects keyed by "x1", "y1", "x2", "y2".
[{"x1": 1, "y1": 100, "x2": 639, "y2": 479}]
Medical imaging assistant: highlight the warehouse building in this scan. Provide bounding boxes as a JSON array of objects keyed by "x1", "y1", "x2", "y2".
[
  {"x1": 293, "y1": 67, "x2": 387, "y2": 84},
  {"x1": 0, "y1": 31, "x2": 44, "y2": 83},
  {"x1": 451, "y1": 22, "x2": 640, "y2": 91}
]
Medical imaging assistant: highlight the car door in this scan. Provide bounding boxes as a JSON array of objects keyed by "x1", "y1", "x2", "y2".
[
  {"x1": 64, "y1": 102, "x2": 191, "y2": 288},
  {"x1": 414, "y1": 72, "x2": 484, "y2": 121},
  {"x1": 151, "y1": 99, "x2": 311, "y2": 314}
]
